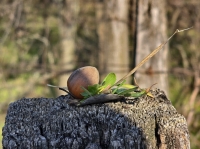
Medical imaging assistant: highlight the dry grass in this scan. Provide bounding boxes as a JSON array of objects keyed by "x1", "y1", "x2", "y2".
[{"x1": 0, "y1": 113, "x2": 6, "y2": 149}]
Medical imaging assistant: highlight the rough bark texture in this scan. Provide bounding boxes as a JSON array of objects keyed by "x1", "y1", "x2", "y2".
[
  {"x1": 135, "y1": 0, "x2": 168, "y2": 94},
  {"x1": 2, "y1": 89, "x2": 190, "y2": 149}
]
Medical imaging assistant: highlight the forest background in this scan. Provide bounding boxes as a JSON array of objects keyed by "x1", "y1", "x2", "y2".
[{"x1": 0, "y1": 0, "x2": 199, "y2": 148}]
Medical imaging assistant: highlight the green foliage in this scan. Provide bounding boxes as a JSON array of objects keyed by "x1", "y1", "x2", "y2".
[
  {"x1": 101, "y1": 73, "x2": 116, "y2": 88},
  {"x1": 81, "y1": 73, "x2": 117, "y2": 99},
  {"x1": 81, "y1": 73, "x2": 149, "y2": 100},
  {"x1": 0, "y1": 0, "x2": 199, "y2": 148}
]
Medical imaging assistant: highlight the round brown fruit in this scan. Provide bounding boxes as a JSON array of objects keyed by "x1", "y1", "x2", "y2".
[{"x1": 67, "y1": 66, "x2": 99, "y2": 99}]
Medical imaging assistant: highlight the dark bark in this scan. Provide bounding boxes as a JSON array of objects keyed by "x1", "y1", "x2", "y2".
[{"x1": 2, "y1": 89, "x2": 190, "y2": 149}]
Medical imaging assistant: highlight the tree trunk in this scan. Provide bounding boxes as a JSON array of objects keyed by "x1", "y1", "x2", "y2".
[
  {"x1": 135, "y1": 0, "x2": 168, "y2": 94},
  {"x1": 96, "y1": 0, "x2": 130, "y2": 82},
  {"x1": 2, "y1": 89, "x2": 190, "y2": 149},
  {"x1": 58, "y1": 0, "x2": 80, "y2": 94}
]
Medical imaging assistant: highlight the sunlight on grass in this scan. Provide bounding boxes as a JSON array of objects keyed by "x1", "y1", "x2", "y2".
[{"x1": 0, "y1": 114, "x2": 6, "y2": 149}]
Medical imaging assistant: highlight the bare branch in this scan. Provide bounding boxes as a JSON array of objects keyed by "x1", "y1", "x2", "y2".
[{"x1": 110, "y1": 27, "x2": 193, "y2": 89}]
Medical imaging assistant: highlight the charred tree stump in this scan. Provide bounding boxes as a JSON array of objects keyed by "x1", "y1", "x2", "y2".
[{"x1": 2, "y1": 89, "x2": 190, "y2": 149}]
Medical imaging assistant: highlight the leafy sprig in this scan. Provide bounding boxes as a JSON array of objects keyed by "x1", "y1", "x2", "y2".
[
  {"x1": 81, "y1": 73, "x2": 153, "y2": 100},
  {"x1": 80, "y1": 27, "x2": 193, "y2": 100},
  {"x1": 47, "y1": 27, "x2": 192, "y2": 101}
]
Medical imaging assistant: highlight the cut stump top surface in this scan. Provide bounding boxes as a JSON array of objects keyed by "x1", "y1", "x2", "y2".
[{"x1": 2, "y1": 89, "x2": 190, "y2": 149}]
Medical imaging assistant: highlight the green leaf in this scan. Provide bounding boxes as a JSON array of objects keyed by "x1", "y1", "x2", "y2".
[
  {"x1": 121, "y1": 84, "x2": 138, "y2": 89},
  {"x1": 101, "y1": 73, "x2": 116, "y2": 87},
  {"x1": 115, "y1": 80, "x2": 126, "y2": 88},
  {"x1": 112, "y1": 88, "x2": 127, "y2": 94},
  {"x1": 111, "y1": 80, "x2": 126, "y2": 94},
  {"x1": 80, "y1": 87, "x2": 92, "y2": 99},
  {"x1": 87, "y1": 84, "x2": 101, "y2": 94},
  {"x1": 129, "y1": 90, "x2": 146, "y2": 97},
  {"x1": 117, "y1": 88, "x2": 139, "y2": 95},
  {"x1": 81, "y1": 92, "x2": 90, "y2": 98}
]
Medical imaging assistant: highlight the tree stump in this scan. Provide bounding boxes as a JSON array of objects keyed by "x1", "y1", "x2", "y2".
[{"x1": 2, "y1": 89, "x2": 190, "y2": 149}]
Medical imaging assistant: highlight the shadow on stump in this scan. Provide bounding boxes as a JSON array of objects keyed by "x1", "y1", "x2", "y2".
[{"x1": 2, "y1": 89, "x2": 190, "y2": 149}]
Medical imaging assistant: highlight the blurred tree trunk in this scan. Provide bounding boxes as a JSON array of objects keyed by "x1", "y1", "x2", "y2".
[
  {"x1": 96, "y1": 0, "x2": 130, "y2": 82},
  {"x1": 58, "y1": 0, "x2": 80, "y2": 94},
  {"x1": 135, "y1": 0, "x2": 168, "y2": 94}
]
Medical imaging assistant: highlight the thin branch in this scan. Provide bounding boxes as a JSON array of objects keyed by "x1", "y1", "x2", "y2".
[{"x1": 109, "y1": 27, "x2": 193, "y2": 89}]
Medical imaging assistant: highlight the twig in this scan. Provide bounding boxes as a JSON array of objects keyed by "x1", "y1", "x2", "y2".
[
  {"x1": 47, "y1": 84, "x2": 75, "y2": 98},
  {"x1": 68, "y1": 94, "x2": 125, "y2": 106},
  {"x1": 109, "y1": 27, "x2": 193, "y2": 89}
]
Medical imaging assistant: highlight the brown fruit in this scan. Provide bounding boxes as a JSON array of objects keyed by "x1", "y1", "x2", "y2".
[{"x1": 67, "y1": 66, "x2": 99, "y2": 99}]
